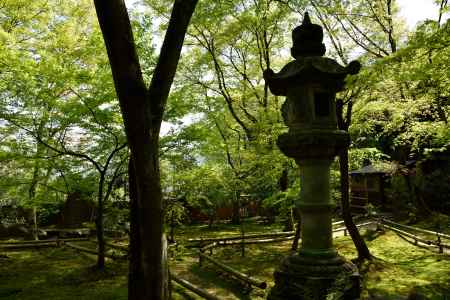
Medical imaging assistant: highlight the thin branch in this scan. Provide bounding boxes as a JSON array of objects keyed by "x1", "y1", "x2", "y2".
[
  {"x1": 68, "y1": 87, "x2": 118, "y2": 144},
  {"x1": 104, "y1": 152, "x2": 128, "y2": 203}
]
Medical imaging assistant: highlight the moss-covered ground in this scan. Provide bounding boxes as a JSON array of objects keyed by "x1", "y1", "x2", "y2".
[
  {"x1": 0, "y1": 247, "x2": 127, "y2": 300},
  {"x1": 1, "y1": 222, "x2": 449, "y2": 299}
]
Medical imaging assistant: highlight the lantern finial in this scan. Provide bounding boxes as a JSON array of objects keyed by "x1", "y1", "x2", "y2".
[{"x1": 291, "y1": 12, "x2": 326, "y2": 58}]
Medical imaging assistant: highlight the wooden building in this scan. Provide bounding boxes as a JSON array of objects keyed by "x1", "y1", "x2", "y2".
[{"x1": 349, "y1": 164, "x2": 389, "y2": 211}]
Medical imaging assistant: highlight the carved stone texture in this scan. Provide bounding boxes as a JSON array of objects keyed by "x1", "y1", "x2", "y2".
[
  {"x1": 264, "y1": 12, "x2": 362, "y2": 300},
  {"x1": 268, "y1": 254, "x2": 361, "y2": 300},
  {"x1": 277, "y1": 130, "x2": 349, "y2": 161},
  {"x1": 264, "y1": 57, "x2": 360, "y2": 96}
]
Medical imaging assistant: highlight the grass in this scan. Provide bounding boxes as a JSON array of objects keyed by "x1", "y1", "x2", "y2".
[
  {"x1": 335, "y1": 229, "x2": 450, "y2": 300},
  {"x1": 1, "y1": 221, "x2": 449, "y2": 299},
  {"x1": 0, "y1": 247, "x2": 127, "y2": 300},
  {"x1": 171, "y1": 223, "x2": 450, "y2": 299}
]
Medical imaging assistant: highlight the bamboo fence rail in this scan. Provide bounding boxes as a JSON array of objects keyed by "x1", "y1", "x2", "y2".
[
  {"x1": 171, "y1": 273, "x2": 221, "y2": 300},
  {"x1": 198, "y1": 251, "x2": 267, "y2": 289}
]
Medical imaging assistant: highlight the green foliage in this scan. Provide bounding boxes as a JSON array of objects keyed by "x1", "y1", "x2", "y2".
[
  {"x1": 348, "y1": 148, "x2": 391, "y2": 171},
  {"x1": 351, "y1": 19, "x2": 450, "y2": 162},
  {"x1": 103, "y1": 201, "x2": 129, "y2": 232},
  {"x1": 262, "y1": 182, "x2": 299, "y2": 226},
  {"x1": 415, "y1": 147, "x2": 450, "y2": 213},
  {"x1": 173, "y1": 163, "x2": 233, "y2": 215},
  {"x1": 0, "y1": 0, "x2": 448, "y2": 227},
  {"x1": 386, "y1": 168, "x2": 417, "y2": 218},
  {"x1": 164, "y1": 199, "x2": 187, "y2": 228},
  {"x1": 0, "y1": 0, "x2": 128, "y2": 227}
]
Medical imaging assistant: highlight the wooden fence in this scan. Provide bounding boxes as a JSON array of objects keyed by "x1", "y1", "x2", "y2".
[
  {"x1": 0, "y1": 238, "x2": 90, "y2": 249},
  {"x1": 171, "y1": 273, "x2": 221, "y2": 300},
  {"x1": 198, "y1": 251, "x2": 267, "y2": 290},
  {"x1": 378, "y1": 219, "x2": 450, "y2": 254}
]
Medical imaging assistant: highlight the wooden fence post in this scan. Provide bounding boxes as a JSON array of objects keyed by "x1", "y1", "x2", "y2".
[
  {"x1": 437, "y1": 236, "x2": 443, "y2": 254},
  {"x1": 199, "y1": 248, "x2": 204, "y2": 267}
]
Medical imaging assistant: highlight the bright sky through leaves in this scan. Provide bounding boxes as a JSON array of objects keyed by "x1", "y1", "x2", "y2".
[
  {"x1": 125, "y1": 0, "x2": 447, "y2": 29},
  {"x1": 124, "y1": 0, "x2": 448, "y2": 136},
  {"x1": 397, "y1": 0, "x2": 449, "y2": 28}
]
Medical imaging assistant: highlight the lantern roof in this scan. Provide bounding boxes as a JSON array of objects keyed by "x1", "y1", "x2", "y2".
[
  {"x1": 264, "y1": 57, "x2": 360, "y2": 96},
  {"x1": 264, "y1": 12, "x2": 360, "y2": 96}
]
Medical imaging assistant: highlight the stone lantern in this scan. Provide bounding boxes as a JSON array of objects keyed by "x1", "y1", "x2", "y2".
[{"x1": 264, "y1": 13, "x2": 361, "y2": 300}]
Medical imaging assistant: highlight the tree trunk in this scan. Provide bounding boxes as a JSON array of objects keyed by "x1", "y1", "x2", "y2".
[
  {"x1": 29, "y1": 162, "x2": 40, "y2": 240},
  {"x1": 208, "y1": 214, "x2": 215, "y2": 229},
  {"x1": 161, "y1": 233, "x2": 169, "y2": 300},
  {"x1": 128, "y1": 158, "x2": 144, "y2": 299},
  {"x1": 282, "y1": 208, "x2": 294, "y2": 232},
  {"x1": 169, "y1": 211, "x2": 175, "y2": 243},
  {"x1": 96, "y1": 173, "x2": 106, "y2": 270},
  {"x1": 94, "y1": 1, "x2": 198, "y2": 298},
  {"x1": 131, "y1": 136, "x2": 165, "y2": 299},
  {"x1": 291, "y1": 220, "x2": 301, "y2": 251},
  {"x1": 32, "y1": 207, "x2": 38, "y2": 241},
  {"x1": 438, "y1": 0, "x2": 448, "y2": 26},
  {"x1": 336, "y1": 98, "x2": 371, "y2": 261},
  {"x1": 240, "y1": 218, "x2": 245, "y2": 257},
  {"x1": 339, "y1": 149, "x2": 372, "y2": 261},
  {"x1": 278, "y1": 167, "x2": 288, "y2": 191},
  {"x1": 231, "y1": 200, "x2": 241, "y2": 225}
]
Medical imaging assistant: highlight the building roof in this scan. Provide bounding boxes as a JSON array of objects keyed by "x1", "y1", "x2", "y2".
[{"x1": 350, "y1": 164, "x2": 387, "y2": 175}]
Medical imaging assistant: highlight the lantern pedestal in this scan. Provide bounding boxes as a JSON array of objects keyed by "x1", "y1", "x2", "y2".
[
  {"x1": 267, "y1": 133, "x2": 360, "y2": 300},
  {"x1": 268, "y1": 253, "x2": 360, "y2": 300}
]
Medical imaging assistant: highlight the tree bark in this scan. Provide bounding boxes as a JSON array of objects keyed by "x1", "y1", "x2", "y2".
[
  {"x1": 438, "y1": 0, "x2": 448, "y2": 27},
  {"x1": 93, "y1": 1, "x2": 198, "y2": 299},
  {"x1": 291, "y1": 220, "x2": 301, "y2": 251},
  {"x1": 32, "y1": 207, "x2": 38, "y2": 241},
  {"x1": 338, "y1": 149, "x2": 372, "y2": 260},
  {"x1": 169, "y1": 210, "x2": 175, "y2": 243},
  {"x1": 161, "y1": 234, "x2": 169, "y2": 300},
  {"x1": 336, "y1": 99, "x2": 372, "y2": 261},
  {"x1": 96, "y1": 172, "x2": 106, "y2": 270},
  {"x1": 128, "y1": 157, "x2": 144, "y2": 299},
  {"x1": 231, "y1": 200, "x2": 241, "y2": 225},
  {"x1": 208, "y1": 213, "x2": 215, "y2": 229},
  {"x1": 29, "y1": 157, "x2": 40, "y2": 241}
]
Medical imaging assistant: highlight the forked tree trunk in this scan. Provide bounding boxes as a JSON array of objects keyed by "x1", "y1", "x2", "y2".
[{"x1": 94, "y1": 1, "x2": 198, "y2": 298}]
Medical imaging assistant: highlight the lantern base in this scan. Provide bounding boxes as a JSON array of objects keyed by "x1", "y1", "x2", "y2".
[{"x1": 267, "y1": 253, "x2": 360, "y2": 300}]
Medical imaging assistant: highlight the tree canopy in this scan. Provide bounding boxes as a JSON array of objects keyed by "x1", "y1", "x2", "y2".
[{"x1": 0, "y1": 1, "x2": 449, "y2": 298}]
